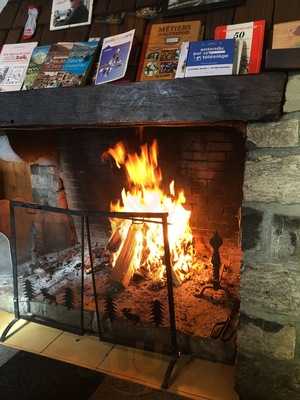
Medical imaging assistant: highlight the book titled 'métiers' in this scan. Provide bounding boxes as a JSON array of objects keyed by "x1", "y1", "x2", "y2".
[{"x1": 184, "y1": 39, "x2": 239, "y2": 78}]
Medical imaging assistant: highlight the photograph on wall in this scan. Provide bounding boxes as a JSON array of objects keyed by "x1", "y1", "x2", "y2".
[
  {"x1": 164, "y1": 0, "x2": 244, "y2": 15},
  {"x1": 50, "y1": 0, "x2": 93, "y2": 31},
  {"x1": 95, "y1": 29, "x2": 135, "y2": 85}
]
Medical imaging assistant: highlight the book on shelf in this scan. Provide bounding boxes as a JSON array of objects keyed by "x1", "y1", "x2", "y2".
[
  {"x1": 137, "y1": 20, "x2": 203, "y2": 81},
  {"x1": 215, "y1": 20, "x2": 265, "y2": 74},
  {"x1": 0, "y1": 42, "x2": 37, "y2": 92},
  {"x1": 32, "y1": 41, "x2": 99, "y2": 90},
  {"x1": 95, "y1": 29, "x2": 135, "y2": 85},
  {"x1": 272, "y1": 20, "x2": 300, "y2": 49},
  {"x1": 22, "y1": 45, "x2": 51, "y2": 90},
  {"x1": 181, "y1": 39, "x2": 241, "y2": 78}
]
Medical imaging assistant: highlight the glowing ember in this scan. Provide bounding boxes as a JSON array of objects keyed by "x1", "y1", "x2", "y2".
[{"x1": 103, "y1": 140, "x2": 201, "y2": 285}]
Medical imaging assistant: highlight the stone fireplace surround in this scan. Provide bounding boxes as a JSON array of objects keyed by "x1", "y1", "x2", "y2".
[{"x1": 0, "y1": 72, "x2": 299, "y2": 400}]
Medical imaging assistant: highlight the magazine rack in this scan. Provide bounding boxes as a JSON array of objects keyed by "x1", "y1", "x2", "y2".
[{"x1": 0, "y1": 73, "x2": 285, "y2": 129}]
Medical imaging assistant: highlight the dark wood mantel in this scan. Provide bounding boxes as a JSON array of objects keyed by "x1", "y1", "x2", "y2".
[{"x1": 0, "y1": 72, "x2": 286, "y2": 130}]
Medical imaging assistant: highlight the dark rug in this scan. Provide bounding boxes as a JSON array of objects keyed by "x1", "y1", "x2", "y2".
[
  {"x1": 0, "y1": 349, "x2": 103, "y2": 400},
  {"x1": 0, "y1": 347, "x2": 185, "y2": 400}
]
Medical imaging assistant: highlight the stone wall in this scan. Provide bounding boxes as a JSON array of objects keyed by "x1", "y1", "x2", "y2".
[{"x1": 237, "y1": 95, "x2": 300, "y2": 399}]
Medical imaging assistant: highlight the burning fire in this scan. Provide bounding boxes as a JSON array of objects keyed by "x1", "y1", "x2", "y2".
[{"x1": 103, "y1": 140, "x2": 199, "y2": 286}]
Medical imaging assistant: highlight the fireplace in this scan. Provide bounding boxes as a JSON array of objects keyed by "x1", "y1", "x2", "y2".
[
  {"x1": 2, "y1": 72, "x2": 298, "y2": 400},
  {"x1": 0, "y1": 124, "x2": 245, "y2": 366}
]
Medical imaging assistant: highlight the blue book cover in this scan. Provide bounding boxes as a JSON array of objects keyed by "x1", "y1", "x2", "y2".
[{"x1": 185, "y1": 39, "x2": 237, "y2": 77}]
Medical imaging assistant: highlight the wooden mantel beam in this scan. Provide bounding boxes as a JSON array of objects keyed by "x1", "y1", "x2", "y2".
[{"x1": 0, "y1": 72, "x2": 286, "y2": 130}]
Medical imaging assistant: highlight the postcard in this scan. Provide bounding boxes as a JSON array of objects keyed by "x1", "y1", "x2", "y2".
[{"x1": 95, "y1": 29, "x2": 135, "y2": 85}]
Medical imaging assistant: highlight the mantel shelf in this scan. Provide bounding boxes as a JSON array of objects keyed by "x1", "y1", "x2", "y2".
[{"x1": 0, "y1": 72, "x2": 287, "y2": 130}]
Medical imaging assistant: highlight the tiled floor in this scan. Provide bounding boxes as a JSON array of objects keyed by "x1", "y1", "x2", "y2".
[{"x1": 0, "y1": 310, "x2": 239, "y2": 400}]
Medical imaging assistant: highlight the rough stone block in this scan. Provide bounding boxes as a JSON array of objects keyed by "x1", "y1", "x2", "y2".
[
  {"x1": 236, "y1": 354, "x2": 300, "y2": 400},
  {"x1": 271, "y1": 215, "x2": 300, "y2": 261},
  {"x1": 247, "y1": 120, "x2": 299, "y2": 148},
  {"x1": 242, "y1": 207, "x2": 264, "y2": 251},
  {"x1": 240, "y1": 262, "x2": 300, "y2": 320},
  {"x1": 244, "y1": 155, "x2": 300, "y2": 204},
  {"x1": 238, "y1": 314, "x2": 296, "y2": 361},
  {"x1": 284, "y1": 73, "x2": 300, "y2": 113}
]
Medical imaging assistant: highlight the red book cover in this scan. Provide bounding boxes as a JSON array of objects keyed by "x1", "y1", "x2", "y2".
[{"x1": 215, "y1": 20, "x2": 266, "y2": 74}]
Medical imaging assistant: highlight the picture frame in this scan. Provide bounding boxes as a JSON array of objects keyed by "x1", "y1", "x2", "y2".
[
  {"x1": 50, "y1": 0, "x2": 94, "y2": 31},
  {"x1": 163, "y1": 0, "x2": 245, "y2": 16}
]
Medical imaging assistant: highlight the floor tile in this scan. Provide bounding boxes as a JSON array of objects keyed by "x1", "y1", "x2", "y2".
[
  {"x1": 170, "y1": 357, "x2": 238, "y2": 400},
  {"x1": 5, "y1": 322, "x2": 62, "y2": 353},
  {"x1": 98, "y1": 345, "x2": 171, "y2": 389},
  {"x1": 43, "y1": 332, "x2": 113, "y2": 369}
]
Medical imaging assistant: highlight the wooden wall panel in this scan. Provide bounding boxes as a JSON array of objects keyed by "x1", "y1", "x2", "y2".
[
  {"x1": 0, "y1": 30, "x2": 8, "y2": 46},
  {"x1": 204, "y1": 7, "x2": 235, "y2": 39},
  {"x1": 273, "y1": 0, "x2": 300, "y2": 23},
  {"x1": 0, "y1": 1, "x2": 19, "y2": 30},
  {"x1": 39, "y1": 26, "x2": 66, "y2": 45},
  {"x1": 5, "y1": 28, "x2": 22, "y2": 44},
  {"x1": 234, "y1": 0, "x2": 275, "y2": 24},
  {"x1": 64, "y1": 25, "x2": 90, "y2": 42},
  {"x1": 0, "y1": 0, "x2": 299, "y2": 75},
  {"x1": 234, "y1": 0, "x2": 275, "y2": 47},
  {"x1": 38, "y1": 0, "x2": 52, "y2": 25},
  {"x1": 93, "y1": 0, "x2": 109, "y2": 16}
]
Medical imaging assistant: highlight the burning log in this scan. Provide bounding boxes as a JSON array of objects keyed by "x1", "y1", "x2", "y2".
[
  {"x1": 172, "y1": 268, "x2": 185, "y2": 287},
  {"x1": 111, "y1": 224, "x2": 140, "y2": 287},
  {"x1": 107, "y1": 228, "x2": 122, "y2": 253}
]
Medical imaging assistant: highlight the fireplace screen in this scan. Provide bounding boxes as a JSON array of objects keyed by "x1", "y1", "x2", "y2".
[{"x1": 7, "y1": 201, "x2": 181, "y2": 355}]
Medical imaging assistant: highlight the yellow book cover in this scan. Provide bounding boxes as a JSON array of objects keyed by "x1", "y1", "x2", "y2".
[
  {"x1": 138, "y1": 20, "x2": 203, "y2": 81},
  {"x1": 273, "y1": 20, "x2": 300, "y2": 49}
]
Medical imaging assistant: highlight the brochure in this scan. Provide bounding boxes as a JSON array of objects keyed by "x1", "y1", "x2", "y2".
[
  {"x1": 95, "y1": 29, "x2": 135, "y2": 85},
  {"x1": 215, "y1": 20, "x2": 266, "y2": 74},
  {"x1": 22, "y1": 45, "x2": 51, "y2": 90},
  {"x1": 185, "y1": 39, "x2": 240, "y2": 77},
  {"x1": 137, "y1": 20, "x2": 203, "y2": 81},
  {"x1": 0, "y1": 42, "x2": 37, "y2": 92},
  {"x1": 32, "y1": 41, "x2": 99, "y2": 89}
]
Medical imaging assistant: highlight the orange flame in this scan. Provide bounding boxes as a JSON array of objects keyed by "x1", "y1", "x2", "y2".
[{"x1": 103, "y1": 140, "x2": 198, "y2": 285}]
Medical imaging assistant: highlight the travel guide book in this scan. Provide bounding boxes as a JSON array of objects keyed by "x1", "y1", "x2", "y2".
[
  {"x1": 272, "y1": 20, "x2": 300, "y2": 49},
  {"x1": 32, "y1": 40, "x2": 99, "y2": 89},
  {"x1": 184, "y1": 39, "x2": 241, "y2": 78},
  {"x1": 22, "y1": 45, "x2": 51, "y2": 90},
  {"x1": 137, "y1": 20, "x2": 203, "y2": 81},
  {"x1": 0, "y1": 42, "x2": 37, "y2": 92},
  {"x1": 95, "y1": 29, "x2": 135, "y2": 85},
  {"x1": 215, "y1": 20, "x2": 265, "y2": 74}
]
